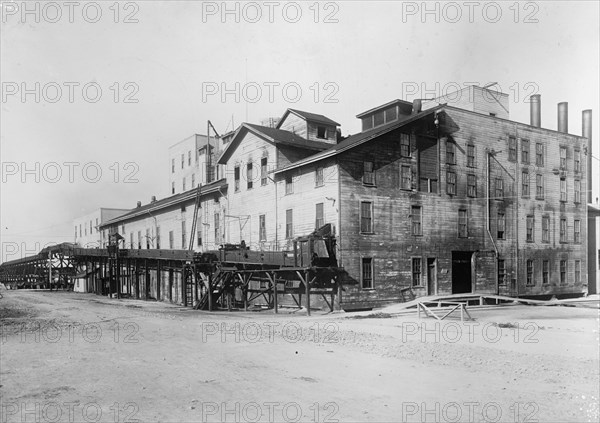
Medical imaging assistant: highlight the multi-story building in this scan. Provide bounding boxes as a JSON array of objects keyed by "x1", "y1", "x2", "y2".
[
  {"x1": 73, "y1": 208, "x2": 129, "y2": 248},
  {"x1": 100, "y1": 90, "x2": 592, "y2": 309}
]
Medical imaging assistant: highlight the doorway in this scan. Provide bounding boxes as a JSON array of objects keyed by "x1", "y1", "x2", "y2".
[
  {"x1": 452, "y1": 251, "x2": 473, "y2": 294},
  {"x1": 427, "y1": 258, "x2": 436, "y2": 295}
]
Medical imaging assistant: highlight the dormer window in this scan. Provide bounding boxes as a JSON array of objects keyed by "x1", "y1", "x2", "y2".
[{"x1": 317, "y1": 126, "x2": 327, "y2": 139}]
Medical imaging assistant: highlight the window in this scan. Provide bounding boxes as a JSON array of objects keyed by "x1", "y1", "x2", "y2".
[
  {"x1": 526, "y1": 260, "x2": 534, "y2": 285},
  {"x1": 247, "y1": 162, "x2": 253, "y2": 189},
  {"x1": 522, "y1": 172, "x2": 530, "y2": 197},
  {"x1": 188, "y1": 151, "x2": 191, "y2": 166},
  {"x1": 317, "y1": 126, "x2": 327, "y2": 139},
  {"x1": 467, "y1": 145, "x2": 475, "y2": 167},
  {"x1": 574, "y1": 180, "x2": 581, "y2": 203},
  {"x1": 495, "y1": 178, "x2": 504, "y2": 198},
  {"x1": 385, "y1": 107, "x2": 397, "y2": 123},
  {"x1": 401, "y1": 165, "x2": 412, "y2": 190},
  {"x1": 84, "y1": 225, "x2": 87, "y2": 236},
  {"x1": 74, "y1": 225, "x2": 77, "y2": 239},
  {"x1": 458, "y1": 209, "x2": 468, "y2": 238},
  {"x1": 363, "y1": 161, "x2": 375, "y2": 186},
  {"x1": 560, "y1": 178, "x2": 567, "y2": 202},
  {"x1": 560, "y1": 218, "x2": 567, "y2": 243},
  {"x1": 542, "y1": 260, "x2": 549, "y2": 284},
  {"x1": 259, "y1": 214, "x2": 266, "y2": 241},
  {"x1": 400, "y1": 133, "x2": 411, "y2": 157},
  {"x1": 508, "y1": 136, "x2": 517, "y2": 161},
  {"x1": 521, "y1": 139, "x2": 530, "y2": 164},
  {"x1": 285, "y1": 209, "x2": 293, "y2": 238},
  {"x1": 137, "y1": 231, "x2": 142, "y2": 249},
  {"x1": 526, "y1": 215, "x2": 534, "y2": 242},
  {"x1": 536, "y1": 143, "x2": 544, "y2": 166},
  {"x1": 361, "y1": 258, "x2": 373, "y2": 289},
  {"x1": 574, "y1": 220, "x2": 581, "y2": 243},
  {"x1": 374, "y1": 111, "x2": 384, "y2": 126},
  {"x1": 261, "y1": 157, "x2": 268, "y2": 186},
  {"x1": 171, "y1": 182, "x2": 175, "y2": 194},
  {"x1": 412, "y1": 258, "x2": 422, "y2": 287},
  {"x1": 182, "y1": 177, "x2": 186, "y2": 192},
  {"x1": 574, "y1": 150, "x2": 581, "y2": 173},
  {"x1": 130, "y1": 232, "x2": 134, "y2": 249},
  {"x1": 497, "y1": 213, "x2": 505, "y2": 239},
  {"x1": 315, "y1": 166, "x2": 324, "y2": 187},
  {"x1": 181, "y1": 221, "x2": 186, "y2": 249},
  {"x1": 234, "y1": 166, "x2": 240, "y2": 192},
  {"x1": 446, "y1": 141, "x2": 455, "y2": 164},
  {"x1": 95, "y1": 218, "x2": 99, "y2": 232},
  {"x1": 560, "y1": 260, "x2": 567, "y2": 284},
  {"x1": 285, "y1": 174, "x2": 293, "y2": 194},
  {"x1": 411, "y1": 206, "x2": 422, "y2": 236},
  {"x1": 498, "y1": 259, "x2": 506, "y2": 285},
  {"x1": 467, "y1": 174, "x2": 477, "y2": 197},
  {"x1": 575, "y1": 260, "x2": 581, "y2": 284},
  {"x1": 315, "y1": 203, "x2": 324, "y2": 229},
  {"x1": 171, "y1": 158, "x2": 175, "y2": 173},
  {"x1": 420, "y1": 178, "x2": 438, "y2": 194},
  {"x1": 560, "y1": 146, "x2": 567, "y2": 169},
  {"x1": 360, "y1": 201, "x2": 373, "y2": 233},
  {"x1": 156, "y1": 227, "x2": 161, "y2": 249},
  {"x1": 91, "y1": 221, "x2": 93, "y2": 233},
  {"x1": 146, "y1": 228, "x2": 151, "y2": 249},
  {"x1": 446, "y1": 171, "x2": 456, "y2": 195},
  {"x1": 181, "y1": 153, "x2": 184, "y2": 169},
  {"x1": 191, "y1": 173, "x2": 195, "y2": 188},
  {"x1": 536, "y1": 174, "x2": 544, "y2": 199},
  {"x1": 168, "y1": 231, "x2": 174, "y2": 249},
  {"x1": 197, "y1": 229, "x2": 202, "y2": 247},
  {"x1": 542, "y1": 216, "x2": 550, "y2": 243}
]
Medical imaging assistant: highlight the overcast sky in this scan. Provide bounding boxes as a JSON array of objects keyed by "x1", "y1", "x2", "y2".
[{"x1": 1, "y1": 0, "x2": 599, "y2": 262}]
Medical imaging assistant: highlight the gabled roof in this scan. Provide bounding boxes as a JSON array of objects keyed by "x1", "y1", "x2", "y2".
[
  {"x1": 273, "y1": 106, "x2": 444, "y2": 174},
  {"x1": 99, "y1": 179, "x2": 228, "y2": 228},
  {"x1": 276, "y1": 109, "x2": 340, "y2": 128},
  {"x1": 217, "y1": 123, "x2": 332, "y2": 164}
]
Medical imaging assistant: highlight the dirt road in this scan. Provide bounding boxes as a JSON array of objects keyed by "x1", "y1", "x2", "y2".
[{"x1": 1, "y1": 289, "x2": 598, "y2": 422}]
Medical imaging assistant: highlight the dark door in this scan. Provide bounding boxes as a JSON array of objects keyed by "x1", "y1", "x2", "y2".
[
  {"x1": 452, "y1": 251, "x2": 473, "y2": 294},
  {"x1": 427, "y1": 258, "x2": 436, "y2": 295}
]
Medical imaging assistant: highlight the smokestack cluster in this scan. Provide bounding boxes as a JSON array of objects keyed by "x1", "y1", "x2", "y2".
[{"x1": 529, "y1": 95, "x2": 593, "y2": 203}]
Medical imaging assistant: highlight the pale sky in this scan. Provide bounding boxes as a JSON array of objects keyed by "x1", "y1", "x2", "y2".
[{"x1": 1, "y1": 0, "x2": 599, "y2": 262}]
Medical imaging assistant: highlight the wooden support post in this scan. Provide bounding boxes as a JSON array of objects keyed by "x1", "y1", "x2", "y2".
[
  {"x1": 108, "y1": 258, "x2": 113, "y2": 298},
  {"x1": 135, "y1": 260, "x2": 140, "y2": 299},
  {"x1": 156, "y1": 261, "x2": 161, "y2": 301},
  {"x1": 181, "y1": 266, "x2": 186, "y2": 306},
  {"x1": 207, "y1": 272, "x2": 213, "y2": 311},
  {"x1": 168, "y1": 268, "x2": 173, "y2": 302},
  {"x1": 144, "y1": 259, "x2": 149, "y2": 300},
  {"x1": 193, "y1": 264, "x2": 198, "y2": 306},
  {"x1": 305, "y1": 270, "x2": 310, "y2": 316},
  {"x1": 271, "y1": 272, "x2": 278, "y2": 314}
]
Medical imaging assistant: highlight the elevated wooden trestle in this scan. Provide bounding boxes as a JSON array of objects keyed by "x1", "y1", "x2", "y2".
[{"x1": 0, "y1": 243, "x2": 343, "y2": 315}]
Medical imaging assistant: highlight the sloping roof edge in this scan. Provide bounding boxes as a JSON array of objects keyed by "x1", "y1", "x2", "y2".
[
  {"x1": 99, "y1": 179, "x2": 228, "y2": 228},
  {"x1": 273, "y1": 106, "x2": 443, "y2": 174}
]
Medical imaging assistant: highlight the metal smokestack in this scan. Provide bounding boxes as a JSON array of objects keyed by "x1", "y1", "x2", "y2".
[
  {"x1": 530, "y1": 94, "x2": 541, "y2": 127},
  {"x1": 583, "y1": 109, "x2": 592, "y2": 203},
  {"x1": 558, "y1": 102, "x2": 568, "y2": 133}
]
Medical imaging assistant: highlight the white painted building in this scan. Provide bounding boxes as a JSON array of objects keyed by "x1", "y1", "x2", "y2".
[{"x1": 73, "y1": 208, "x2": 129, "y2": 248}]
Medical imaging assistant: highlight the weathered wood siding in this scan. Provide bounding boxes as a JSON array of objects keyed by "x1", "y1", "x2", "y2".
[{"x1": 338, "y1": 107, "x2": 587, "y2": 309}]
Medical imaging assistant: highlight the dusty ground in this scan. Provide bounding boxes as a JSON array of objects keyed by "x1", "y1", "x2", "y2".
[{"x1": 1, "y1": 289, "x2": 598, "y2": 422}]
